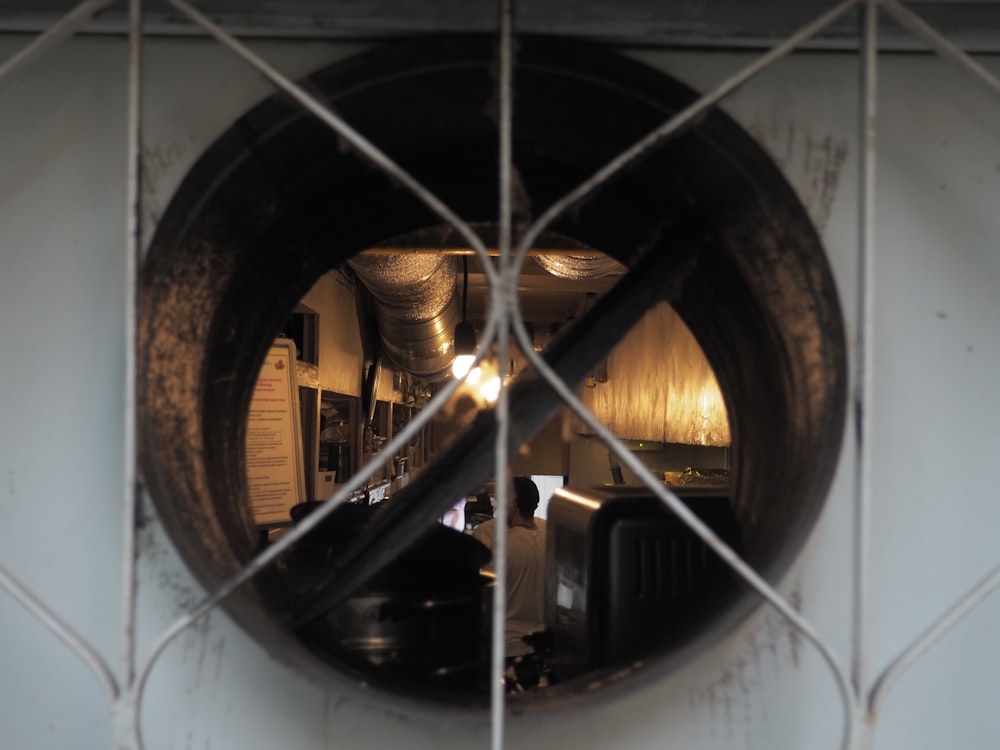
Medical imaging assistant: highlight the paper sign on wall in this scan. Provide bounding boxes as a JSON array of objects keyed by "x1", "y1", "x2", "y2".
[{"x1": 246, "y1": 338, "x2": 305, "y2": 525}]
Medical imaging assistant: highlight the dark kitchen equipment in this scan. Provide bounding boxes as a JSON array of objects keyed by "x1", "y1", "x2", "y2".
[
  {"x1": 545, "y1": 486, "x2": 745, "y2": 680},
  {"x1": 318, "y1": 587, "x2": 494, "y2": 678},
  {"x1": 285, "y1": 500, "x2": 493, "y2": 691}
]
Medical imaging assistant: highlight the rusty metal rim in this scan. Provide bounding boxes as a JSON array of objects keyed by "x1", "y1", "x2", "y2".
[{"x1": 137, "y1": 33, "x2": 847, "y2": 720}]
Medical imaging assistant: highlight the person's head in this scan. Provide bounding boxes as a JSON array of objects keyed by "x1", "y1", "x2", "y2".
[
  {"x1": 474, "y1": 491, "x2": 494, "y2": 513},
  {"x1": 510, "y1": 475, "x2": 540, "y2": 522}
]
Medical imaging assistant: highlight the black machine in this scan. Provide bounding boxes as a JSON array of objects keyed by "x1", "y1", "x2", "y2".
[{"x1": 545, "y1": 485, "x2": 745, "y2": 679}]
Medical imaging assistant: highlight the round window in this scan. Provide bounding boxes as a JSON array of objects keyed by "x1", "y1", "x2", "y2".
[{"x1": 138, "y1": 34, "x2": 846, "y2": 716}]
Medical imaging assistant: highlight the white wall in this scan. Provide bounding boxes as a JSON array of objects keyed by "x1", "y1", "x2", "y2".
[{"x1": 1, "y1": 34, "x2": 998, "y2": 750}]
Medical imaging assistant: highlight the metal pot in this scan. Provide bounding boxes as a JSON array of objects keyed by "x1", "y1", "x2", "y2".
[{"x1": 286, "y1": 500, "x2": 493, "y2": 684}]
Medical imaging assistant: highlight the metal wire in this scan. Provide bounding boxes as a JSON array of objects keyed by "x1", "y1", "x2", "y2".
[
  {"x1": 506, "y1": 2, "x2": 866, "y2": 740},
  {"x1": 881, "y1": 0, "x2": 1000, "y2": 99},
  {"x1": 3, "y1": 1, "x2": 1000, "y2": 749},
  {"x1": 128, "y1": 4, "x2": 508, "y2": 744},
  {"x1": 112, "y1": 3, "x2": 145, "y2": 745},
  {"x1": 858, "y1": 0, "x2": 1000, "y2": 724},
  {"x1": 139, "y1": 0, "x2": 502, "y2": 580},
  {"x1": 0, "y1": 564, "x2": 120, "y2": 703},
  {"x1": 121, "y1": 0, "x2": 143, "y2": 696},
  {"x1": 853, "y1": 0, "x2": 878, "y2": 705},
  {"x1": 505, "y1": 5, "x2": 896, "y2": 748},
  {"x1": 163, "y1": 0, "x2": 499, "y2": 295},
  {"x1": 512, "y1": 314, "x2": 862, "y2": 749},
  {"x1": 868, "y1": 561, "x2": 1000, "y2": 716},
  {"x1": 489, "y1": 0, "x2": 515, "y2": 746},
  {"x1": 0, "y1": 0, "x2": 113, "y2": 86},
  {"x1": 512, "y1": 0, "x2": 864, "y2": 267}
]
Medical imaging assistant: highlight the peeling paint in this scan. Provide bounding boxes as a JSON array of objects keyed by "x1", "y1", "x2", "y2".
[
  {"x1": 141, "y1": 139, "x2": 189, "y2": 233},
  {"x1": 801, "y1": 134, "x2": 848, "y2": 233},
  {"x1": 685, "y1": 599, "x2": 813, "y2": 745},
  {"x1": 135, "y1": 494, "x2": 204, "y2": 619},
  {"x1": 211, "y1": 636, "x2": 226, "y2": 683},
  {"x1": 746, "y1": 120, "x2": 848, "y2": 233}
]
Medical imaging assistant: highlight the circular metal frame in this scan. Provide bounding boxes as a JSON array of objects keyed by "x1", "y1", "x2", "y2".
[{"x1": 137, "y1": 34, "x2": 847, "y2": 717}]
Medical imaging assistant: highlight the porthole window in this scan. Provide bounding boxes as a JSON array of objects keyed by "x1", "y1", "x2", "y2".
[{"x1": 138, "y1": 34, "x2": 846, "y2": 714}]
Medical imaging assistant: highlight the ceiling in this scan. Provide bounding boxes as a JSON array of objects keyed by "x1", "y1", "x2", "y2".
[
  {"x1": 366, "y1": 227, "x2": 622, "y2": 334},
  {"x1": 2, "y1": 0, "x2": 1000, "y2": 51}
]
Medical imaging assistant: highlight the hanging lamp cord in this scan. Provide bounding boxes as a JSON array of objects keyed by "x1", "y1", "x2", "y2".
[{"x1": 462, "y1": 254, "x2": 469, "y2": 322}]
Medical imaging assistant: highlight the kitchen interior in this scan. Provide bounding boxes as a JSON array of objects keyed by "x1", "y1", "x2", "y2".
[
  {"x1": 250, "y1": 225, "x2": 740, "y2": 704},
  {"x1": 136, "y1": 33, "x2": 846, "y2": 714}
]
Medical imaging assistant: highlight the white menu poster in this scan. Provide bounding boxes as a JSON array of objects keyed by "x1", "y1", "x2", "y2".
[{"x1": 246, "y1": 339, "x2": 305, "y2": 525}]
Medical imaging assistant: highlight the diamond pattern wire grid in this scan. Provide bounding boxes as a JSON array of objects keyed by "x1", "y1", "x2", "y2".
[{"x1": 1, "y1": 1, "x2": 1000, "y2": 749}]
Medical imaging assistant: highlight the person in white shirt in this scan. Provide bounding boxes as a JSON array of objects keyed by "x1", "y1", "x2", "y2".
[{"x1": 472, "y1": 475, "x2": 547, "y2": 658}]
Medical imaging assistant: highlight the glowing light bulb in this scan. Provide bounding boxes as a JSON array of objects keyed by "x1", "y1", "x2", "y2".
[
  {"x1": 481, "y1": 375, "x2": 501, "y2": 404},
  {"x1": 452, "y1": 354, "x2": 475, "y2": 379},
  {"x1": 451, "y1": 320, "x2": 477, "y2": 379}
]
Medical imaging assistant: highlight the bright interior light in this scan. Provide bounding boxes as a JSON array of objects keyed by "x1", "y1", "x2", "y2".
[
  {"x1": 481, "y1": 375, "x2": 501, "y2": 404},
  {"x1": 452, "y1": 354, "x2": 476, "y2": 379},
  {"x1": 452, "y1": 319, "x2": 477, "y2": 379},
  {"x1": 452, "y1": 362, "x2": 501, "y2": 404}
]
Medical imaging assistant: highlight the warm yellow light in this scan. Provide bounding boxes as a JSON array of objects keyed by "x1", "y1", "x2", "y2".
[
  {"x1": 452, "y1": 362, "x2": 502, "y2": 405},
  {"x1": 578, "y1": 301, "x2": 731, "y2": 447},
  {"x1": 452, "y1": 320, "x2": 477, "y2": 378},
  {"x1": 452, "y1": 353, "x2": 476, "y2": 379},
  {"x1": 481, "y1": 375, "x2": 501, "y2": 404}
]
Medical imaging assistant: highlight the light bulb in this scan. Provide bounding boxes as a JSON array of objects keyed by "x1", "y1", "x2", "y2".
[
  {"x1": 481, "y1": 375, "x2": 501, "y2": 404},
  {"x1": 452, "y1": 354, "x2": 476, "y2": 379},
  {"x1": 452, "y1": 320, "x2": 477, "y2": 379}
]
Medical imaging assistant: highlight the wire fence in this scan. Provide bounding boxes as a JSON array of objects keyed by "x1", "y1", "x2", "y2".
[{"x1": 1, "y1": 1, "x2": 999, "y2": 748}]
